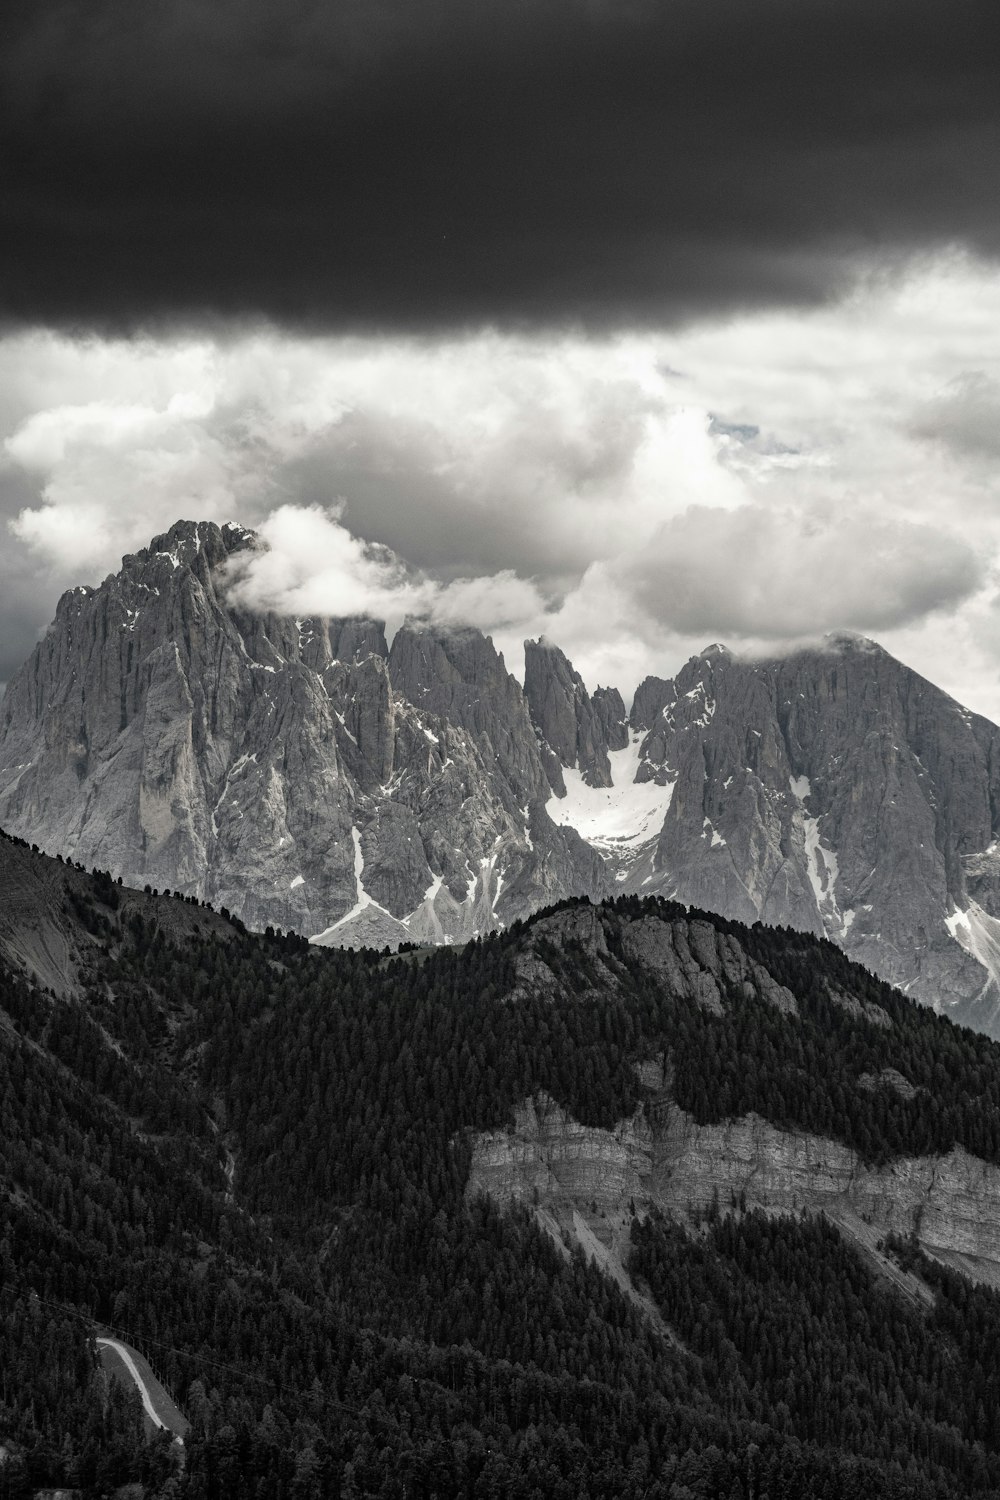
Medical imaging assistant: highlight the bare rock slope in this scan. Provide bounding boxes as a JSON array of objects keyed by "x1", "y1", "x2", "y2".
[
  {"x1": 0, "y1": 521, "x2": 604, "y2": 942},
  {"x1": 533, "y1": 636, "x2": 1000, "y2": 1035}
]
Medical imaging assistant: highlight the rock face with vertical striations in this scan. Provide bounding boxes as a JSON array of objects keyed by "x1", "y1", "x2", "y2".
[
  {"x1": 611, "y1": 636, "x2": 1000, "y2": 1034},
  {"x1": 0, "y1": 520, "x2": 605, "y2": 944},
  {"x1": 523, "y1": 637, "x2": 628, "y2": 792},
  {"x1": 534, "y1": 635, "x2": 1000, "y2": 1036},
  {"x1": 6, "y1": 517, "x2": 1000, "y2": 1033}
]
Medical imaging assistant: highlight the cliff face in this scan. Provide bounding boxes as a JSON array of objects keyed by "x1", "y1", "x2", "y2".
[
  {"x1": 0, "y1": 520, "x2": 605, "y2": 940},
  {"x1": 523, "y1": 638, "x2": 628, "y2": 792},
  {"x1": 623, "y1": 637, "x2": 1000, "y2": 1032},
  {"x1": 469, "y1": 1093, "x2": 1000, "y2": 1296},
  {"x1": 531, "y1": 635, "x2": 1000, "y2": 1034},
  {"x1": 467, "y1": 900, "x2": 1000, "y2": 1298}
]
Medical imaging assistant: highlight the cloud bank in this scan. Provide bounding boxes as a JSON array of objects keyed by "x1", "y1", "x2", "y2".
[
  {"x1": 224, "y1": 504, "x2": 549, "y2": 640},
  {"x1": 2, "y1": 257, "x2": 1000, "y2": 713},
  {"x1": 3, "y1": 0, "x2": 1000, "y2": 332},
  {"x1": 634, "y1": 505, "x2": 981, "y2": 637}
]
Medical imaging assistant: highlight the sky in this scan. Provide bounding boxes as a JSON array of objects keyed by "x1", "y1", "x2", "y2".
[{"x1": 3, "y1": 0, "x2": 1000, "y2": 714}]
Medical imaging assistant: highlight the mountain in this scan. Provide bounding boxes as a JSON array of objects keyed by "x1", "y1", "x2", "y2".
[
  {"x1": 529, "y1": 633, "x2": 1000, "y2": 1035},
  {"x1": 7, "y1": 833, "x2": 1000, "y2": 1495},
  {"x1": 4, "y1": 517, "x2": 1000, "y2": 1035},
  {"x1": 0, "y1": 519, "x2": 604, "y2": 949},
  {"x1": 523, "y1": 635, "x2": 628, "y2": 792},
  {"x1": 616, "y1": 638, "x2": 1000, "y2": 1034}
]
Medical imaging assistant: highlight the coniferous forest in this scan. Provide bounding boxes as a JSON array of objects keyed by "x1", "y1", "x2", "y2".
[{"x1": 6, "y1": 830, "x2": 1000, "y2": 1496}]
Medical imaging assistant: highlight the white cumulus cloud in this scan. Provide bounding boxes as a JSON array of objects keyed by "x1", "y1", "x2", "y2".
[
  {"x1": 224, "y1": 504, "x2": 551, "y2": 644},
  {"x1": 3, "y1": 252, "x2": 1000, "y2": 714}
]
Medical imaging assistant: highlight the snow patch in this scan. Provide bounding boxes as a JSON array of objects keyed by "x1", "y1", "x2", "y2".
[
  {"x1": 546, "y1": 735, "x2": 674, "y2": 850},
  {"x1": 946, "y1": 908, "x2": 971, "y2": 940},
  {"x1": 789, "y1": 774, "x2": 849, "y2": 936},
  {"x1": 401, "y1": 871, "x2": 444, "y2": 930},
  {"x1": 310, "y1": 827, "x2": 387, "y2": 939},
  {"x1": 945, "y1": 901, "x2": 1000, "y2": 1002},
  {"x1": 290, "y1": 874, "x2": 305, "y2": 890},
  {"x1": 334, "y1": 710, "x2": 358, "y2": 745},
  {"x1": 682, "y1": 680, "x2": 716, "y2": 728}
]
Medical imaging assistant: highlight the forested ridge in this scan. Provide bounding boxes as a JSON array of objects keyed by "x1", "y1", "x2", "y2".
[{"x1": 5, "y1": 829, "x2": 1000, "y2": 1496}]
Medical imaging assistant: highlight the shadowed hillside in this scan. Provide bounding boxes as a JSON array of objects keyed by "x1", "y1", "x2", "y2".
[{"x1": 6, "y1": 830, "x2": 1000, "y2": 1495}]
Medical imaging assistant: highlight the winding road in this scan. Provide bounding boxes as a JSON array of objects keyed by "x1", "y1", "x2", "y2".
[{"x1": 95, "y1": 1335, "x2": 188, "y2": 1443}]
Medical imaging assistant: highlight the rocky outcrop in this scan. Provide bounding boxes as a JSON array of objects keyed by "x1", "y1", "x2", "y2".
[
  {"x1": 523, "y1": 638, "x2": 626, "y2": 791},
  {"x1": 591, "y1": 685, "x2": 629, "y2": 755},
  {"x1": 469, "y1": 1092, "x2": 1000, "y2": 1292},
  {"x1": 0, "y1": 520, "x2": 606, "y2": 941},
  {"x1": 526, "y1": 633, "x2": 1000, "y2": 1034},
  {"x1": 388, "y1": 625, "x2": 547, "y2": 807},
  {"x1": 615, "y1": 635, "x2": 1000, "y2": 1033},
  {"x1": 619, "y1": 914, "x2": 798, "y2": 1017},
  {"x1": 464, "y1": 901, "x2": 987, "y2": 1300},
  {"x1": 501, "y1": 904, "x2": 811, "y2": 1029},
  {"x1": 630, "y1": 674, "x2": 678, "y2": 735}
]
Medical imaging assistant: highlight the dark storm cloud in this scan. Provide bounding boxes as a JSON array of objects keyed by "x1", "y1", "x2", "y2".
[{"x1": 3, "y1": 0, "x2": 1000, "y2": 332}]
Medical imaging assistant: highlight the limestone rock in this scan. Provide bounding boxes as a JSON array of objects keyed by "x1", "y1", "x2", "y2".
[
  {"x1": 523, "y1": 638, "x2": 624, "y2": 790},
  {"x1": 469, "y1": 1095, "x2": 1000, "y2": 1291},
  {"x1": 612, "y1": 634, "x2": 1000, "y2": 1035},
  {"x1": 619, "y1": 915, "x2": 797, "y2": 1017},
  {"x1": 629, "y1": 675, "x2": 675, "y2": 734},
  {"x1": 520, "y1": 631, "x2": 1000, "y2": 1032},
  {"x1": 0, "y1": 520, "x2": 606, "y2": 941},
  {"x1": 591, "y1": 686, "x2": 629, "y2": 754},
  {"x1": 388, "y1": 624, "x2": 546, "y2": 807}
]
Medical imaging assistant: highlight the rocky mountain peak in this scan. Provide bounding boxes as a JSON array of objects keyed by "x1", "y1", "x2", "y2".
[
  {"x1": 523, "y1": 637, "x2": 627, "y2": 792},
  {"x1": 591, "y1": 685, "x2": 629, "y2": 753},
  {"x1": 630, "y1": 675, "x2": 675, "y2": 733},
  {"x1": 0, "y1": 526, "x2": 605, "y2": 946},
  {"x1": 388, "y1": 624, "x2": 547, "y2": 805},
  {"x1": 820, "y1": 629, "x2": 884, "y2": 655},
  {"x1": 123, "y1": 516, "x2": 257, "y2": 579},
  {"x1": 614, "y1": 637, "x2": 1000, "y2": 1033}
]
